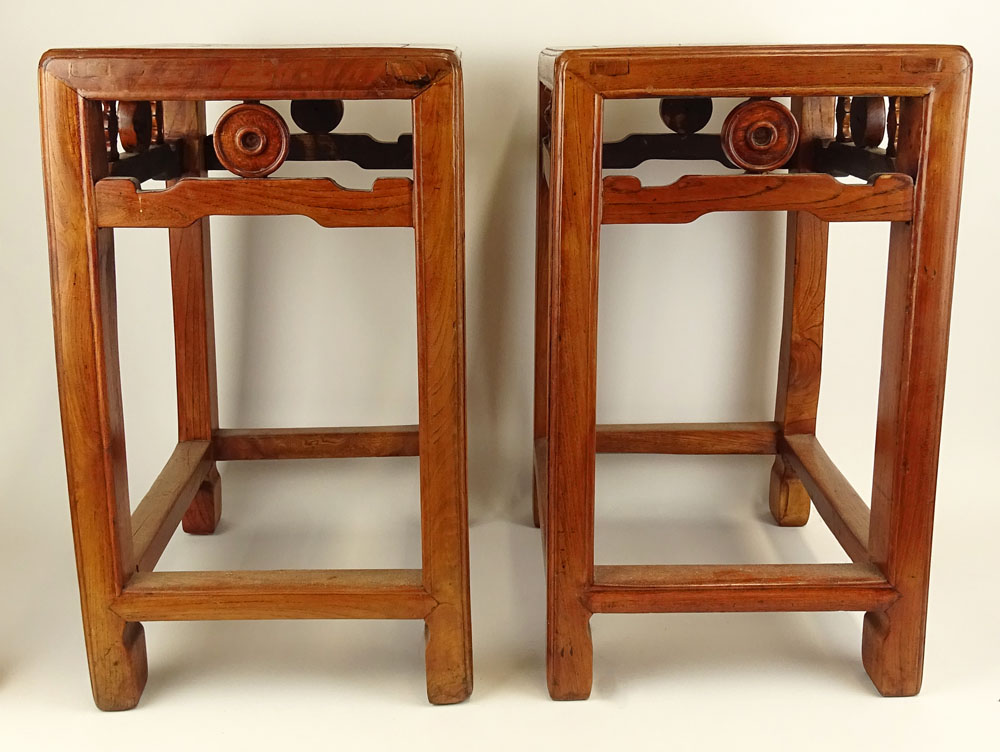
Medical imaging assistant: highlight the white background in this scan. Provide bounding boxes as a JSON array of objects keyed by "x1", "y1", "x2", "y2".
[{"x1": 2, "y1": 1, "x2": 997, "y2": 748}]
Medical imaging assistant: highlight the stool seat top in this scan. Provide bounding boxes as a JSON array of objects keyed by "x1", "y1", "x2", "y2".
[
  {"x1": 537, "y1": 44, "x2": 970, "y2": 96},
  {"x1": 40, "y1": 46, "x2": 461, "y2": 101}
]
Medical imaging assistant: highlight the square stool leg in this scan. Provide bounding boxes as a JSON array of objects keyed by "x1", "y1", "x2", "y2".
[
  {"x1": 413, "y1": 69, "x2": 473, "y2": 704},
  {"x1": 165, "y1": 101, "x2": 222, "y2": 535},
  {"x1": 532, "y1": 83, "x2": 552, "y2": 530},
  {"x1": 863, "y1": 86, "x2": 970, "y2": 696},
  {"x1": 543, "y1": 71, "x2": 602, "y2": 700},
  {"x1": 769, "y1": 96, "x2": 834, "y2": 527},
  {"x1": 41, "y1": 85, "x2": 148, "y2": 711}
]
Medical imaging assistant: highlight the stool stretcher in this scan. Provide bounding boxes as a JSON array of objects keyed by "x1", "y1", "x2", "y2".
[
  {"x1": 587, "y1": 563, "x2": 897, "y2": 613},
  {"x1": 113, "y1": 569, "x2": 434, "y2": 621},
  {"x1": 214, "y1": 426, "x2": 420, "y2": 460}
]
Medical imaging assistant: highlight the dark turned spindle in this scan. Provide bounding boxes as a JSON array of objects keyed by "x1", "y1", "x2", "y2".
[
  {"x1": 118, "y1": 100, "x2": 153, "y2": 153},
  {"x1": 103, "y1": 101, "x2": 119, "y2": 161},
  {"x1": 850, "y1": 96, "x2": 887, "y2": 149},
  {"x1": 659, "y1": 97, "x2": 713, "y2": 134},
  {"x1": 836, "y1": 96, "x2": 852, "y2": 142},
  {"x1": 887, "y1": 96, "x2": 901, "y2": 158},
  {"x1": 149, "y1": 100, "x2": 165, "y2": 145},
  {"x1": 290, "y1": 99, "x2": 345, "y2": 134}
]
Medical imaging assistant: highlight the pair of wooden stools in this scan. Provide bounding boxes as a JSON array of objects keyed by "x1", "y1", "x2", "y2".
[{"x1": 39, "y1": 45, "x2": 972, "y2": 710}]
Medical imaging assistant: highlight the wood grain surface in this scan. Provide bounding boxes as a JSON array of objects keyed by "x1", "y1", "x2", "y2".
[
  {"x1": 41, "y1": 46, "x2": 473, "y2": 709},
  {"x1": 95, "y1": 176, "x2": 414, "y2": 228},
  {"x1": 535, "y1": 44, "x2": 971, "y2": 699},
  {"x1": 602, "y1": 173, "x2": 913, "y2": 224}
]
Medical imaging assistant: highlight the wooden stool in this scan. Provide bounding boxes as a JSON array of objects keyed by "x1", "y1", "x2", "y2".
[
  {"x1": 39, "y1": 46, "x2": 472, "y2": 710},
  {"x1": 533, "y1": 45, "x2": 972, "y2": 698}
]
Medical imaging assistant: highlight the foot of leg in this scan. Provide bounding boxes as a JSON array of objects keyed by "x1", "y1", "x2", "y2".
[
  {"x1": 768, "y1": 456, "x2": 810, "y2": 527},
  {"x1": 861, "y1": 604, "x2": 925, "y2": 696},
  {"x1": 424, "y1": 603, "x2": 473, "y2": 704},
  {"x1": 182, "y1": 465, "x2": 221, "y2": 534},
  {"x1": 547, "y1": 599, "x2": 593, "y2": 700},
  {"x1": 87, "y1": 619, "x2": 148, "y2": 711}
]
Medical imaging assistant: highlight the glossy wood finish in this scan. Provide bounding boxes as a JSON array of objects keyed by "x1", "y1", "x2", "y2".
[
  {"x1": 534, "y1": 45, "x2": 971, "y2": 699},
  {"x1": 588, "y1": 563, "x2": 897, "y2": 613},
  {"x1": 544, "y1": 65, "x2": 602, "y2": 701},
  {"x1": 532, "y1": 83, "x2": 552, "y2": 530},
  {"x1": 769, "y1": 95, "x2": 834, "y2": 527},
  {"x1": 164, "y1": 100, "x2": 222, "y2": 536},
  {"x1": 40, "y1": 74, "x2": 148, "y2": 711},
  {"x1": 537, "y1": 45, "x2": 970, "y2": 96},
  {"x1": 41, "y1": 46, "x2": 471, "y2": 709},
  {"x1": 212, "y1": 102, "x2": 290, "y2": 178},
  {"x1": 412, "y1": 67, "x2": 473, "y2": 704},
  {"x1": 602, "y1": 173, "x2": 913, "y2": 224},
  {"x1": 863, "y1": 79, "x2": 971, "y2": 696},
  {"x1": 214, "y1": 426, "x2": 420, "y2": 460},
  {"x1": 204, "y1": 133, "x2": 414, "y2": 171},
  {"x1": 720, "y1": 98, "x2": 799, "y2": 172},
  {"x1": 113, "y1": 570, "x2": 434, "y2": 621},
  {"x1": 41, "y1": 47, "x2": 459, "y2": 100},
  {"x1": 94, "y1": 176, "x2": 414, "y2": 229},
  {"x1": 130, "y1": 440, "x2": 212, "y2": 572},
  {"x1": 596, "y1": 422, "x2": 778, "y2": 454},
  {"x1": 782, "y1": 434, "x2": 871, "y2": 563}
]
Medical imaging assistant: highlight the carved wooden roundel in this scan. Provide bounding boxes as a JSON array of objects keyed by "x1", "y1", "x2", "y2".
[
  {"x1": 721, "y1": 99, "x2": 799, "y2": 172},
  {"x1": 213, "y1": 102, "x2": 290, "y2": 178}
]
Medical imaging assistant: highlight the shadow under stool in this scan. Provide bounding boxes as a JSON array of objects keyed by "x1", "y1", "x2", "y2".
[
  {"x1": 39, "y1": 45, "x2": 472, "y2": 710},
  {"x1": 532, "y1": 44, "x2": 972, "y2": 699}
]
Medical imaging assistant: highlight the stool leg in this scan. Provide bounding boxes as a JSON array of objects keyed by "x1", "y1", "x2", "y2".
[
  {"x1": 862, "y1": 80, "x2": 970, "y2": 695},
  {"x1": 413, "y1": 67, "x2": 473, "y2": 704},
  {"x1": 164, "y1": 101, "x2": 222, "y2": 535},
  {"x1": 41, "y1": 81, "x2": 147, "y2": 710},
  {"x1": 770, "y1": 96, "x2": 833, "y2": 526},
  {"x1": 532, "y1": 83, "x2": 553, "y2": 529},
  {"x1": 545, "y1": 72, "x2": 601, "y2": 700}
]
